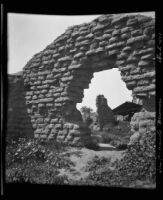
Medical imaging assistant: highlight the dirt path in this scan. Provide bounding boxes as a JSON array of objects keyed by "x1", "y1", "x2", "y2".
[{"x1": 58, "y1": 147, "x2": 125, "y2": 181}]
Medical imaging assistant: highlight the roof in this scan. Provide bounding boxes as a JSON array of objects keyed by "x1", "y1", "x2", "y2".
[{"x1": 112, "y1": 101, "x2": 142, "y2": 116}]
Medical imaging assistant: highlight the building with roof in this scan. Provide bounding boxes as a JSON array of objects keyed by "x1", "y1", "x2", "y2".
[{"x1": 113, "y1": 101, "x2": 142, "y2": 121}]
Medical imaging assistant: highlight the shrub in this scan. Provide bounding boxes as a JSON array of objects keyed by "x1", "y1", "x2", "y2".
[
  {"x1": 100, "y1": 121, "x2": 132, "y2": 148},
  {"x1": 83, "y1": 130, "x2": 156, "y2": 188},
  {"x1": 6, "y1": 137, "x2": 74, "y2": 184}
]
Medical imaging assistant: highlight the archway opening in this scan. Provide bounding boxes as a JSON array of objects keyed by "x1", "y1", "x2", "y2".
[
  {"x1": 77, "y1": 68, "x2": 133, "y2": 111},
  {"x1": 76, "y1": 68, "x2": 137, "y2": 150}
]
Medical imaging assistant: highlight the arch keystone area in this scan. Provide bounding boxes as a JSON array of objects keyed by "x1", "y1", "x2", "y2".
[{"x1": 8, "y1": 14, "x2": 155, "y2": 146}]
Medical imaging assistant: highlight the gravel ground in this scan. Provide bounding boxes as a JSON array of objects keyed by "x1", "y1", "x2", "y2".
[{"x1": 58, "y1": 147, "x2": 125, "y2": 181}]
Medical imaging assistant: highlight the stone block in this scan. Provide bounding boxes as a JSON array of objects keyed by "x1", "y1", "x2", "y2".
[
  {"x1": 138, "y1": 60, "x2": 150, "y2": 67},
  {"x1": 48, "y1": 134, "x2": 55, "y2": 140},
  {"x1": 80, "y1": 30, "x2": 89, "y2": 36},
  {"x1": 141, "y1": 54, "x2": 154, "y2": 60},
  {"x1": 25, "y1": 95, "x2": 32, "y2": 100},
  {"x1": 143, "y1": 19, "x2": 155, "y2": 27},
  {"x1": 51, "y1": 128, "x2": 58, "y2": 135},
  {"x1": 127, "y1": 18, "x2": 138, "y2": 26},
  {"x1": 111, "y1": 15, "x2": 129, "y2": 25},
  {"x1": 34, "y1": 129, "x2": 43, "y2": 134},
  {"x1": 46, "y1": 103, "x2": 53, "y2": 107},
  {"x1": 58, "y1": 56, "x2": 71, "y2": 62},
  {"x1": 112, "y1": 29, "x2": 121, "y2": 36},
  {"x1": 68, "y1": 64, "x2": 82, "y2": 70},
  {"x1": 74, "y1": 52, "x2": 84, "y2": 59},
  {"x1": 149, "y1": 91, "x2": 155, "y2": 96},
  {"x1": 127, "y1": 55, "x2": 138, "y2": 63},
  {"x1": 136, "y1": 93, "x2": 148, "y2": 98},
  {"x1": 102, "y1": 34, "x2": 111, "y2": 40},
  {"x1": 85, "y1": 33, "x2": 94, "y2": 39},
  {"x1": 130, "y1": 68, "x2": 141, "y2": 74},
  {"x1": 131, "y1": 29, "x2": 143, "y2": 37},
  {"x1": 121, "y1": 33, "x2": 131, "y2": 40},
  {"x1": 122, "y1": 46, "x2": 133, "y2": 52},
  {"x1": 61, "y1": 76, "x2": 74, "y2": 82},
  {"x1": 108, "y1": 49, "x2": 118, "y2": 56},
  {"x1": 127, "y1": 37, "x2": 135, "y2": 45},
  {"x1": 95, "y1": 47, "x2": 104, "y2": 53},
  {"x1": 52, "y1": 53, "x2": 60, "y2": 59},
  {"x1": 116, "y1": 60, "x2": 126, "y2": 66},
  {"x1": 58, "y1": 46, "x2": 65, "y2": 52},
  {"x1": 40, "y1": 134, "x2": 47, "y2": 139},
  {"x1": 36, "y1": 118, "x2": 44, "y2": 124},
  {"x1": 143, "y1": 71, "x2": 155, "y2": 78},
  {"x1": 109, "y1": 36, "x2": 118, "y2": 44},
  {"x1": 126, "y1": 81, "x2": 136, "y2": 89},
  {"x1": 147, "y1": 40, "x2": 155, "y2": 46},
  {"x1": 72, "y1": 31, "x2": 79, "y2": 38},
  {"x1": 39, "y1": 98, "x2": 54, "y2": 103},
  {"x1": 105, "y1": 43, "x2": 117, "y2": 50},
  {"x1": 64, "y1": 123, "x2": 74, "y2": 129},
  {"x1": 99, "y1": 40, "x2": 108, "y2": 47},
  {"x1": 54, "y1": 124, "x2": 62, "y2": 130},
  {"x1": 121, "y1": 27, "x2": 132, "y2": 33},
  {"x1": 137, "y1": 79, "x2": 149, "y2": 86},
  {"x1": 117, "y1": 52, "x2": 128, "y2": 60},
  {"x1": 38, "y1": 124, "x2": 46, "y2": 129},
  {"x1": 116, "y1": 41, "x2": 125, "y2": 48},
  {"x1": 92, "y1": 24, "x2": 105, "y2": 32},
  {"x1": 42, "y1": 55, "x2": 52, "y2": 61}
]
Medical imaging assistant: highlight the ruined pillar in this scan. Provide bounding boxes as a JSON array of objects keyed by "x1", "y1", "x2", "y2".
[{"x1": 96, "y1": 95, "x2": 115, "y2": 130}]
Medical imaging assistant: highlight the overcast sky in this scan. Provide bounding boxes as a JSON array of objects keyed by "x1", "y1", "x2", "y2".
[{"x1": 7, "y1": 12, "x2": 155, "y2": 110}]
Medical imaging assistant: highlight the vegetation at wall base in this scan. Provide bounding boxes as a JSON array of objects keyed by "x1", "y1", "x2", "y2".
[
  {"x1": 5, "y1": 129, "x2": 155, "y2": 188},
  {"x1": 83, "y1": 130, "x2": 156, "y2": 187},
  {"x1": 6, "y1": 138, "x2": 73, "y2": 184}
]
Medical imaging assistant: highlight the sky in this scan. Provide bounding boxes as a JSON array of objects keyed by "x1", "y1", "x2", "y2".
[{"x1": 7, "y1": 11, "x2": 155, "y2": 111}]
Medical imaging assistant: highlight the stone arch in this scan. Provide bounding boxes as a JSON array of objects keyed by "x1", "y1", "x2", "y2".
[{"x1": 23, "y1": 14, "x2": 155, "y2": 146}]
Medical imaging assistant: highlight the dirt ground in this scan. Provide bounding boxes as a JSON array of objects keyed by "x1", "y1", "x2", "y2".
[{"x1": 58, "y1": 147, "x2": 125, "y2": 181}]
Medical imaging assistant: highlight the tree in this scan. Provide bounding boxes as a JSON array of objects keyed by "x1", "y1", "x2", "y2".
[{"x1": 80, "y1": 106, "x2": 93, "y2": 124}]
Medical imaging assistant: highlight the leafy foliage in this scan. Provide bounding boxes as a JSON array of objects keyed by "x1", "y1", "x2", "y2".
[
  {"x1": 99, "y1": 121, "x2": 132, "y2": 148},
  {"x1": 80, "y1": 106, "x2": 94, "y2": 124},
  {"x1": 83, "y1": 130, "x2": 156, "y2": 187},
  {"x1": 6, "y1": 138, "x2": 74, "y2": 184},
  {"x1": 6, "y1": 129, "x2": 156, "y2": 188}
]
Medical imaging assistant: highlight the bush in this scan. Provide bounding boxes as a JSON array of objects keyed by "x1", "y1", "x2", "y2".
[
  {"x1": 6, "y1": 138, "x2": 74, "y2": 184},
  {"x1": 99, "y1": 121, "x2": 132, "y2": 148},
  {"x1": 83, "y1": 130, "x2": 156, "y2": 188},
  {"x1": 85, "y1": 156, "x2": 111, "y2": 172}
]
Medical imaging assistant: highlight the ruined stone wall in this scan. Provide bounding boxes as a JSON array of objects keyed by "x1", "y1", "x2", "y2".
[
  {"x1": 129, "y1": 110, "x2": 155, "y2": 145},
  {"x1": 7, "y1": 73, "x2": 33, "y2": 140},
  {"x1": 21, "y1": 14, "x2": 155, "y2": 146},
  {"x1": 96, "y1": 95, "x2": 115, "y2": 130}
]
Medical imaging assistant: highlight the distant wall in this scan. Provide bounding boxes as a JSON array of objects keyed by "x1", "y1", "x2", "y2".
[{"x1": 7, "y1": 73, "x2": 33, "y2": 140}]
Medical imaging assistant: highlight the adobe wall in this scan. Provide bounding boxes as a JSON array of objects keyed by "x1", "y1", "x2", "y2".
[
  {"x1": 7, "y1": 73, "x2": 34, "y2": 140},
  {"x1": 17, "y1": 14, "x2": 155, "y2": 146}
]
